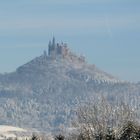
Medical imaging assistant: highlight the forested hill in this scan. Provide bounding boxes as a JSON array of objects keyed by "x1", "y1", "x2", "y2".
[{"x1": 0, "y1": 38, "x2": 139, "y2": 132}]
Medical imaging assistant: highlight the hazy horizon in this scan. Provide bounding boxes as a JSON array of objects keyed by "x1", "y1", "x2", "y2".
[{"x1": 0, "y1": 0, "x2": 140, "y2": 82}]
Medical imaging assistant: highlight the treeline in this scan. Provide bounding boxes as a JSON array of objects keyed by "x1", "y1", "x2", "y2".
[
  {"x1": 54, "y1": 121, "x2": 140, "y2": 140},
  {"x1": 54, "y1": 97, "x2": 140, "y2": 140},
  {"x1": 29, "y1": 121, "x2": 140, "y2": 140},
  {"x1": 6, "y1": 97, "x2": 140, "y2": 140}
]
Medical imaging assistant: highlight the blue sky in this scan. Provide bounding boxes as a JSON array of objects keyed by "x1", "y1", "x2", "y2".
[{"x1": 0, "y1": 0, "x2": 140, "y2": 82}]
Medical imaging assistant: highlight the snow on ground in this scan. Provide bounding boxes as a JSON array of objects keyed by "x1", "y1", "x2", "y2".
[
  {"x1": 0, "y1": 125, "x2": 26, "y2": 133},
  {"x1": 0, "y1": 125, "x2": 28, "y2": 140}
]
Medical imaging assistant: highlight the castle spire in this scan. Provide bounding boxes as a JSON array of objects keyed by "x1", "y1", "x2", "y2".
[
  {"x1": 52, "y1": 36, "x2": 55, "y2": 47},
  {"x1": 48, "y1": 40, "x2": 52, "y2": 56}
]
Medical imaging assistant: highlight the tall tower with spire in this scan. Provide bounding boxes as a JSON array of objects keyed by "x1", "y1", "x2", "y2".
[
  {"x1": 48, "y1": 37, "x2": 56, "y2": 57},
  {"x1": 52, "y1": 36, "x2": 55, "y2": 47},
  {"x1": 48, "y1": 37, "x2": 70, "y2": 58}
]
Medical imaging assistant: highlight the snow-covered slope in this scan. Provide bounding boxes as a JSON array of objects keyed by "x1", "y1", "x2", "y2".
[{"x1": 0, "y1": 125, "x2": 32, "y2": 139}]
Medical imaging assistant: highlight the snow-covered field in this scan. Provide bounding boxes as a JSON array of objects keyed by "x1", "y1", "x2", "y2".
[
  {"x1": 0, "y1": 125, "x2": 26, "y2": 132},
  {"x1": 0, "y1": 125, "x2": 28, "y2": 140}
]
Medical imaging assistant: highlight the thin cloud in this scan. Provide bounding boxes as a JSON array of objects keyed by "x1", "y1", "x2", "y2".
[
  {"x1": 0, "y1": 15, "x2": 138, "y2": 30},
  {"x1": 31, "y1": 0, "x2": 113, "y2": 5}
]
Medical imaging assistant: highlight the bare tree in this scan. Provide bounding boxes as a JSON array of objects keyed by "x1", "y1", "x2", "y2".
[{"x1": 70, "y1": 96, "x2": 139, "y2": 140}]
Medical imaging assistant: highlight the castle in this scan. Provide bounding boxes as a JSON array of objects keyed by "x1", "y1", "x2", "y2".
[
  {"x1": 17, "y1": 37, "x2": 86, "y2": 73},
  {"x1": 44, "y1": 37, "x2": 86, "y2": 63},
  {"x1": 48, "y1": 37, "x2": 69, "y2": 58}
]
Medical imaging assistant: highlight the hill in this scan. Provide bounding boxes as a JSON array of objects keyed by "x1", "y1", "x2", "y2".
[{"x1": 0, "y1": 38, "x2": 139, "y2": 132}]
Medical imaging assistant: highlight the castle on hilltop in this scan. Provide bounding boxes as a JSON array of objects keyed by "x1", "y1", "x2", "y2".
[
  {"x1": 48, "y1": 37, "x2": 69, "y2": 58},
  {"x1": 43, "y1": 37, "x2": 86, "y2": 63}
]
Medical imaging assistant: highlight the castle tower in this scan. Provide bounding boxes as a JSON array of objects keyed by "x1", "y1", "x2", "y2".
[
  {"x1": 48, "y1": 37, "x2": 70, "y2": 58},
  {"x1": 48, "y1": 40, "x2": 51, "y2": 48},
  {"x1": 52, "y1": 36, "x2": 55, "y2": 47},
  {"x1": 48, "y1": 37, "x2": 56, "y2": 57},
  {"x1": 48, "y1": 40, "x2": 52, "y2": 56}
]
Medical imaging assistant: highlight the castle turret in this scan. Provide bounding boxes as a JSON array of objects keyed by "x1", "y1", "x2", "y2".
[
  {"x1": 48, "y1": 40, "x2": 52, "y2": 56},
  {"x1": 48, "y1": 40, "x2": 51, "y2": 48},
  {"x1": 52, "y1": 36, "x2": 55, "y2": 47}
]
